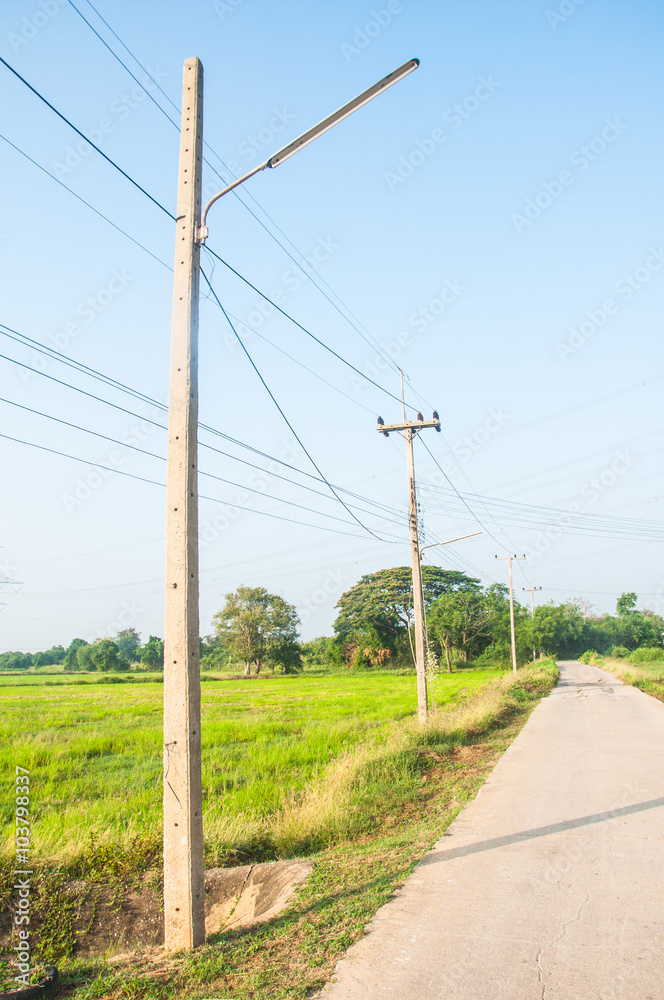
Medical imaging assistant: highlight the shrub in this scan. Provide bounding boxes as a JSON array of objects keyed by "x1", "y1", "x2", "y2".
[
  {"x1": 629, "y1": 647, "x2": 664, "y2": 664},
  {"x1": 608, "y1": 645, "x2": 630, "y2": 659},
  {"x1": 469, "y1": 644, "x2": 511, "y2": 669},
  {"x1": 579, "y1": 650, "x2": 604, "y2": 665}
]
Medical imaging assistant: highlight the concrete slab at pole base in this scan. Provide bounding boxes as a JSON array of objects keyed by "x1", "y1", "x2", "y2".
[{"x1": 318, "y1": 662, "x2": 664, "y2": 999}]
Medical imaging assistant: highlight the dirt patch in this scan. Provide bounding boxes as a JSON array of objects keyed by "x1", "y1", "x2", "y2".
[{"x1": 0, "y1": 860, "x2": 312, "y2": 960}]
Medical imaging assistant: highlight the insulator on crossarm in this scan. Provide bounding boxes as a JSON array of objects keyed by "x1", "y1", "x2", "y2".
[{"x1": 417, "y1": 412, "x2": 424, "y2": 422}]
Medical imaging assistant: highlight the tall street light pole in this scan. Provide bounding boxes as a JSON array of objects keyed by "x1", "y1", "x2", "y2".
[
  {"x1": 163, "y1": 56, "x2": 420, "y2": 952},
  {"x1": 163, "y1": 57, "x2": 205, "y2": 953}
]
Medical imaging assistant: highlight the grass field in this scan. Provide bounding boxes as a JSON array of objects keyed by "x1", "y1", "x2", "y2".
[
  {"x1": 0, "y1": 667, "x2": 502, "y2": 864},
  {"x1": 602, "y1": 657, "x2": 664, "y2": 701},
  {"x1": 0, "y1": 662, "x2": 559, "y2": 998}
]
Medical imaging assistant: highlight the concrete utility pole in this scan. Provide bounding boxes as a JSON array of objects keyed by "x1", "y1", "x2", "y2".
[
  {"x1": 159, "y1": 54, "x2": 420, "y2": 953},
  {"x1": 163, "y1": 57, "x2": 205, "y2": 952},
  {"x1": 377, "y1": 385, "x2": 440, "y2": 723},
  {"x1": 495, "y1": 552, "x2": 525, "y2": 675},
  {"x1": 523, "y1": 578, "x2": 542, "y2": 662}
]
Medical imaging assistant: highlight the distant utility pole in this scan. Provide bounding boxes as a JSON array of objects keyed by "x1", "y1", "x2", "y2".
[
  {"x1": 495, "y1": 551, "x2": 526, "y2": 675},
  {"x1": 377, "y1": 376, "x2": 440, "y2": 722},
  {"x1": 522, "y1": 578, "x2": 542, "y2": 662},
  {"x1": 163, "y1": 58, "x2": 205, "y2": 952}
]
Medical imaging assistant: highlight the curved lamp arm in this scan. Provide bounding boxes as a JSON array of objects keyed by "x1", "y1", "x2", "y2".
[{"x1": 197, "y1": 58, "x2": 419, "y2": 244}]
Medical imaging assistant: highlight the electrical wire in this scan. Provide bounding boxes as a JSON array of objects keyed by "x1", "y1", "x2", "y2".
[
  {"x1": 0, "y1": 133, "x2": 171, "y2": 270},
  {"x1": 0, "y1": 325, "x2": 408, "y2": 521},
  {"x1": 73, "y1": 0, "x2": 403, "y2": 379},
  {"x1": 0, "y1": 394, "x2": 406, "y2": 530},
  {"x1": 418, "y1": 437, "x2": 503, "y2": 547},
  {"x1": 201, "y1": 267, "x2": 391, "y2": 542},
  {"x1": 204, "y1": 245, "x2": 410, "y2": 410},
  {"x1": 0, "y1": 54, "x2": 174, "y2": 219},
  {"x1": 0, "y1": 431, "x2": 374, "y2": 539}
]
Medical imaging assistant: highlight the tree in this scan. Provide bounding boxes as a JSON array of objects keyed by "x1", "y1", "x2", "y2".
[
  {"x1": 333, "y1": 566, "x2": 480, "y2": 664},
  {"x1": 140, "y1": 635, "x2": 164, "y2": 670},
  {"x1": 32, "y1": 645, "x2": 66, "y2": 667},
  {"x1": 616, "y1": 592, "x2": 638, "y2": 616},
  {"x1": 114, "y1": 627, "x2": 141, "y2": 662},
  {"x1": 212, "y1": 586, "x2": 301, "y2": 676},
  {"x1": 0, "y1": 651, "x2": 32, "y2": 671},
  {"x1": 533, "y1": 602, "x2": 585, "y2": 657},
  {"x1": 301, "y1": 636, "x2": 342, "y2": 668},
  {"x1": 77, "y1": 638, "x2": 128, "y2": 672},
  {"x1": 429, "y1": 591, "x2": 494, "y2": 671},
  {"x1": 76, "y1": 643, "x2": 95, "y2": 671},
  {"x1": 65, "y1": 638, "x2": 88, "y2": 670}
]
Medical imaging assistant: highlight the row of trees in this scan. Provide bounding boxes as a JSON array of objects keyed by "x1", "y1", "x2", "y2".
[
  {"x1": 3, "y1": 574, "x2": 661, "y2": 675},
  {"x1": 0, "y1": 630, "x2": 165, "y2": 673},
  {"x1": 0, "y1": 586, "x2": 302, "y2": 675},
  {"x1": 328, "y1": 568, "x2": 664, "y2": 669}
]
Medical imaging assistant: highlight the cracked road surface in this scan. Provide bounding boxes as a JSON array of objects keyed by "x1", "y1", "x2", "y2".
[{"x1": 317, "y1": 661, "x2": 664, "y2": 999}]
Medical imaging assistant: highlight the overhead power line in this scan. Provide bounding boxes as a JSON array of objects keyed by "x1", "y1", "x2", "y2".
[
  {"x1": 201, "y1": 267, "x2": 389, "y2": 542},
  {"x1": 71, "y1": 0, "x2": 403, "y2": 380},
  {"x1": 418, "y1": 437, "x2": 502, "y2": 547},
  {"x1": 0, "y1": 431, "x2": 375, "y2": 539},
  {"x1": 0, "y1": 54, "x2": 174, "y2": 219},
  {"x1": 0, "y1": 133, "x2": 171, "y2": 270},
  {"x1": 0, "y1": 322, "x2": 407, "y2": 521},
  {"x1": 0, "y1": 393, "x2": 405, "y2": 531},
  {"x1": 204, "y1": 245, "x2": 409, "y2": 409}
]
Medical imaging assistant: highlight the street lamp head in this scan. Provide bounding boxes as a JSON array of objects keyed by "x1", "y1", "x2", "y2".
[
  {"x1": 198, "y1": 57, "x2": 419, "y2": 243},
  {"x1": 267, "y1": 59, "x2": 420, "y2": 170}
]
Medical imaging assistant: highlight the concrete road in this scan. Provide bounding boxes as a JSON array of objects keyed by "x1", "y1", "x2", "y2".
[{"x1": 318, "y1": 661, "x2": 664, "y2": 1000}]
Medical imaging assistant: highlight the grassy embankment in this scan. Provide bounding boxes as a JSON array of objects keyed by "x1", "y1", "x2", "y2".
[
  {"x1": 581, "y1": 649, "x2": 664, "y2": 702},
  {"x1": 1, "y1": 661, "x2": 558, "y2": 999}
]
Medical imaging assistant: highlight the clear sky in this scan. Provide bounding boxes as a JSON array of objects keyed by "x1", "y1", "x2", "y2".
[{"x1": 1, "y1": 0, "x2": 664, "y2": 650}]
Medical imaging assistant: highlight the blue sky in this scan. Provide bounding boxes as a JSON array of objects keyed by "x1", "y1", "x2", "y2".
[{"x1": 1, "y1": 0, "x2": 664, "y2": 649}]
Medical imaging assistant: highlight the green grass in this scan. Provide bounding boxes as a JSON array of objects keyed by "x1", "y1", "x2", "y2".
[
  {"x1": 43, "y1": 661, "x2": 558, "y2": 999},
  {"x1": 603, "y1": 657, "x2": 664, "y2": 701},
  {"x1": 0, "y1": 668, "x2": 502, "y2": 864}
]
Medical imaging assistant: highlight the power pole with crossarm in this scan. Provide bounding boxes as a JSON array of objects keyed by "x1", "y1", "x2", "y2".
[
  {"x1": 523, "y1": 578, "x2": 542, "y2": 661},
  {"x1": 495, "y1": 552, "x2": 526, "y2": 675},
  {"x1": 377, "y1": 390, "x2": 440, "y2": 722}
]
